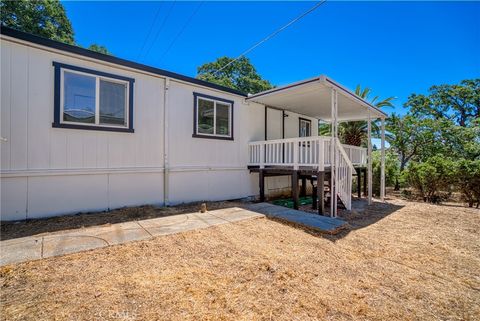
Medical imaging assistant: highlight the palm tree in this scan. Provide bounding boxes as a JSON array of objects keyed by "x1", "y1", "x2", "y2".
[{"x1": 319, "y1": 85, "x2": 395, "y2": 146}]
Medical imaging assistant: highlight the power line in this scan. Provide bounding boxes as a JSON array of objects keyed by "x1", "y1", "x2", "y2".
[
  {"x1": 214, "y1": 0, "x2": 327, "y2": 75},
  {"x1": 157, "y1": 1, "x2": 204, "y2": 63},
  {"x1": 137, "y1": 2, "x2": 164, "y2": 59},
  {"x1": 142, "y1": 0, "x2": 177, "y2": 59}
]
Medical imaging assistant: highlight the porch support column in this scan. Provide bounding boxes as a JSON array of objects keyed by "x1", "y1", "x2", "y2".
[
  {"x1": 318, "y1": 171, "x2": 325, "y2": 215},
  {"x1": 380, "y1": 117, "x2": 386, "y2": 202},
  {"x1": 330, "y1": 88, "x2": 338, "y2": 217},
  {"x1": 363, "y1": 168, "x2": 367, "y2": 198},
  {"x1": 259, "y1": 169, "x2": 265, "y2": 202},
  {"x1": 300, "y1": 177, "x2": 307, "y2": 197},
  {"x1": 367, "y1": 108, "x2": 373, "y2": 205},
  {"x1": 356, "y1": 168, "x2": 361, "y2": 198},
  {"x1": 292, "y1": 171, "x2": 299, "y2": 210}
]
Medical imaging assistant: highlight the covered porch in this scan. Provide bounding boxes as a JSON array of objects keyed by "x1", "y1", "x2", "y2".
[{"x1": 246, "y1": 75, "x2": 388, "y2": 217}]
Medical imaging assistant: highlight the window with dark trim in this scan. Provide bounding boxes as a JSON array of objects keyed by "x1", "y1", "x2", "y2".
[
  {"x1": 299, "y1": 117, "x2": 311, "y2": 137},
  {"x1": 193, "y1": 92, "x2": 234, "y2": 140},
  {"x1": 52, "y1": 62, "x2": 135, "y2": 133}
]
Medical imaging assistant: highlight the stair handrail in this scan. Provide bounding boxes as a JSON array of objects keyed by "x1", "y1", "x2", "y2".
[
  {"x1": 335, "y1": 138, "x2": 354, "y2": 211},
  {"x1": 336, "y1": 139, "x2": 355, "y2": 172}
]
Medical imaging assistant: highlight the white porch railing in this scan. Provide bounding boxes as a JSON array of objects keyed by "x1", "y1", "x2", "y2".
[
  {"x1": 247, "y1": 136, "x2": 366, "y2": 169},
  {"x1": 342, "y1": 145, "x2": 367, "y2": 166},
  {"x1": 248, "y1": 136, "x2": 364, "y2": 212}
]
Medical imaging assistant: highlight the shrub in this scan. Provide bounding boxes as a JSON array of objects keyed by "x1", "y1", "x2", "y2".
[
  {"x1": 405, "y1": 156, "x2": 455, "y2": 203},
  {"x1": 371, "y1": 150, "x2": 401, "y2": 196},
  {"x1": 454, "y1": 159, "x2": 480, "y2": 208}
]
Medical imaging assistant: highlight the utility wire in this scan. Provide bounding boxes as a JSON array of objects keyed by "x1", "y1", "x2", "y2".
[
  {"x1": 142, "y1": 0, "x2": 177, "y2": 59},
  {"x1": 137, "y1": 1, "x2": 164, "y2": 59},
  {"x1": 214, "y1": 0, "x2": 327, "y2": 74},
  {"x1": 157, "y1": 1, "x2": 204, "y2": 63}
]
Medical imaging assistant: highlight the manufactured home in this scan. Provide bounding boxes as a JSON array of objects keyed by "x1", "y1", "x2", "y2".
[{"x1": 0, "y1": 27, "x2": 387, "y2": 221}]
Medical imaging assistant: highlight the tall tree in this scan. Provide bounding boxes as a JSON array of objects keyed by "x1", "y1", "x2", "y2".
[
  {"x1": 405, "y1": 79, "x2": 480, "y2": 127},
  {"x1": 197, "y1": 56, "x2": 273, "y2": 94},
  {"x1": 385, "y1": 114, "x2": 434, "y2": 189},
  {"x1": 0, "y1": 0, "x2": 74, "y2": 44}
]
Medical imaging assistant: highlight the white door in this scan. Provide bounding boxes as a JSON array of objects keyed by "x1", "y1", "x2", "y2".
[{"x1": 266, "y1": 107, "x2": 283, "y2": 140}]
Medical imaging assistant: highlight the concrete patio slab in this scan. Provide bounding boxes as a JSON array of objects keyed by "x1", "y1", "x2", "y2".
[
  {"x1": 246, "y1": 203, "x2": 347, "y2": 234},
  {"x1": 138, "y1": 213, "x2": 211, "y2": 236},
  {"x1": 0, "y1": 207, "x2": 265, "y2": 266},
  {"x1": 42, "y1": 234, "x2": 108, "y2": 258},
  {"x1": 94, "y1": 221, "x2": 152, "y2": 245},
  {"x1": 0, "y1": 237, "x2": 43, "y2": 266},
  {"x1": 208, "y1": 207, "x2": 265, "y2": 222}
]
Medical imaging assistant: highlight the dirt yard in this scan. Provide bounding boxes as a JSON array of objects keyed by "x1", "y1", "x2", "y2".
[{"x1": 1, "y1": 198, "x2": 479, "y2": 321}]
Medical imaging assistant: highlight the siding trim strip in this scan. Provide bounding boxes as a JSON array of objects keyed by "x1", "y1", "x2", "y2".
[{"x1": 1, "y1": 166, "x2": 247, "y2": 178}]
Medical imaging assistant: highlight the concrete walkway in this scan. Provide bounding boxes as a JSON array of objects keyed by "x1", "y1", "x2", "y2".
[
  {"x1": 1, "y1": 203, "x2": 348, "y2": 266},
  {"x1": 246, "y1": 203, "x2": 347, "y2": 234},
  {"x1": 0, "y1": 207, "x2": 264, "y2": 266}
]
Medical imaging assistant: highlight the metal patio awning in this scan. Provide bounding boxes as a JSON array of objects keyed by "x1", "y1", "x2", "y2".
[{"x1": 245, "y1": 75, "x2": 387, "y2": 122}]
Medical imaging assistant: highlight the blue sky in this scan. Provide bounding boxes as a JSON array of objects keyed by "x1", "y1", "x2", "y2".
[{"x1": 63, "y1": 1, "x2": 479, "y2": 115}]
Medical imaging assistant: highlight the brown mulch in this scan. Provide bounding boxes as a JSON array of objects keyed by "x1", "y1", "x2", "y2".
[{"x1": 1, "y1": 198, "x2": 479, "y2": 320}]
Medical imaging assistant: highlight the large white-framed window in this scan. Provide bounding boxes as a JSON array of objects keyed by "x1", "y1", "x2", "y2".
[
  {"x1": 52, "y1": 62, "x2": 135, "y2": 133},
  {"x1": 193, "y1": 92, "x2": 234, "y2": 140}
]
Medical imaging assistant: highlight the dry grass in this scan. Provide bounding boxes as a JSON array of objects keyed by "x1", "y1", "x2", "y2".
[{"x1": 1, "y1": 198, "x2": 479, "y2": 321}]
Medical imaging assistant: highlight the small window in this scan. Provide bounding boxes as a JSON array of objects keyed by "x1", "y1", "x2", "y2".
[
  {"x1": 299, "y1": 118, "x2": 311, "y2": 137},
  {"x1": 53, "y1": 62, "x2": 134, "y2": 133},
  {"x1": 193, "y1": 93, "x2": 233, "y2": 140}
]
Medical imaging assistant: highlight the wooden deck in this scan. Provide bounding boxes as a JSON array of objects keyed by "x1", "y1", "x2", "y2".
[{"x1": 248, "y1": 165, "x2": 367, "y2": 215}]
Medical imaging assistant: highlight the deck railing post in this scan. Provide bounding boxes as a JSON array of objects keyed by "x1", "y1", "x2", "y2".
[
  {"x1": 293, "y1": 140, "x2": 299, "y2": 170},
  {"x1": 260, "y1": 142, "x2": 265, "y2": 169},
  {"x1": 318, "y1": 138, "x2": 325, "y2": 171}
]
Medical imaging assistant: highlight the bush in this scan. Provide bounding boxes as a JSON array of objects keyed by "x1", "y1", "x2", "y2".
[
  {"x1": 454, "y1": 159, "x2": 480, "y2": 208},
  {"x1": 405, "y1": 156, "x2": 455, "y2": 203},
  {"x1": 371, "y1": 150, "x2": 401, "y2": 196}
]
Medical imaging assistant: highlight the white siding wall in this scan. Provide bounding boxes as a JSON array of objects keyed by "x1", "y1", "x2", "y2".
[
  {"x1": 0, "y1": 38, "x2": 268, "y2": 220},
  {"x1": 0, "y1": 37, "x2": 318, "y2": 221},
  {"x1": 167, "y1": 80, "x2": 263, "y2": 204},
  {"x1": 1, "y1": 39, "x2": 166, "y2": 220}
]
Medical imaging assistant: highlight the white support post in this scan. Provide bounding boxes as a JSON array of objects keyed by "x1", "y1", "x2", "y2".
[
  {"x1": 318, "y1": 138, "x2": 325, "y2": 171},
  {"x1": 330, "y1": 88, "x2": 338, "y2": 217},
  {"x1": 367, "y1": 108, "x2": 373, "y2": 205},
  {"x1": 380, "y1": 117, "x2": 386, "y2": 202}
]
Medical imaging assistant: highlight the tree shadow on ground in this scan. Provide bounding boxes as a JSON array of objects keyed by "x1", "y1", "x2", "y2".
[
  {"x1": 265, "y1": 198, "x2": 405, "y2": 242},
  {"x1": 325, "y1": 199, "x2": 405, "y2": 241}
]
